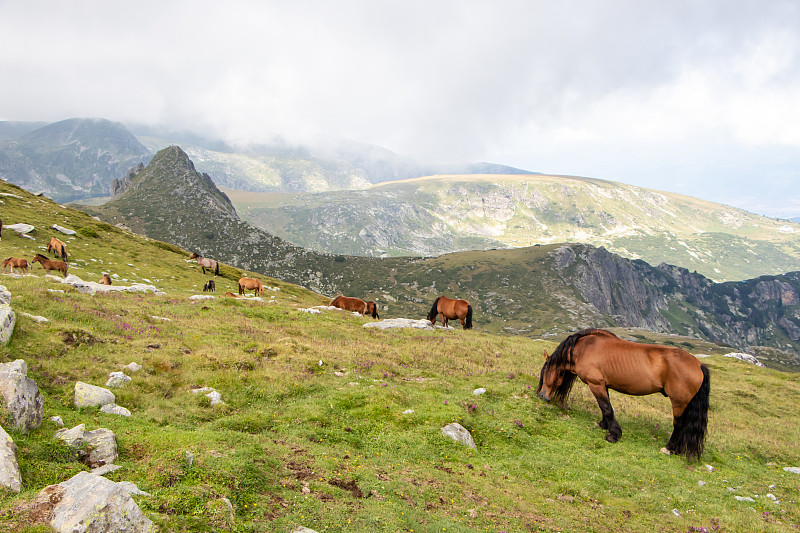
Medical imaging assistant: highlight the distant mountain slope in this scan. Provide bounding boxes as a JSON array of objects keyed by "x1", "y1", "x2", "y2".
[
  {"x1": 0, "y1": 118, "x2": 150, "y2": 201},
  {"x1": 77, "y1": 147, "x2": 800, "y2": 366},
  {"x1": 227, "y1": 174, "x2": 800, "y2": 282}
]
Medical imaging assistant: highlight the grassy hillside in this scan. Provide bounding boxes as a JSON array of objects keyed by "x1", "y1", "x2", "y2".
[
  {"x1": 226, "y1": 174, "x2": 800, "y2": 282},
  {"x1": 1, "y1": 182, "x2": 800, "y2": 532}
]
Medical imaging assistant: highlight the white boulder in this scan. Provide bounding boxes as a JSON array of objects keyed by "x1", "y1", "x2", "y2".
[
  {"x1": 441, "y1": 422, "x2": 477, "y2": 450},
  {"x1": 74, "y1": 382, "x2": 115, "y2": 408}
]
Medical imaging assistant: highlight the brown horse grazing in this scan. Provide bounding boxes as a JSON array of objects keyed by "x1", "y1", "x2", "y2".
[
  {"x1": 190, "y1": 252, "x2": 219, "y2": 276},
  {"x1": 427, "y1": 296, "x2": 473, "y2": 329},
  {"x1": 31, "y1": 253, "x2": 68, "y2": 277},
  {"x1": 330, "y1": 295, "x2": 380, "y2": 319},
  {"x1": 98, "y1": 273, "x2": 112, "y2": 285},
  {"x1": 3, "y1": 257, "x2": 29, "y2": 274},
  {"x1": 203, "y1": 279, "x2": 216, "y2": 292},
  {"x1": 47, "y1": 237, "x2": 68, "y2": 261},
  {"x1": 537, "y1": 328, "x2": 710, "y2": 460},
  {"x1": 238, "y1": 277, "x2": 264, "y2": 296}
]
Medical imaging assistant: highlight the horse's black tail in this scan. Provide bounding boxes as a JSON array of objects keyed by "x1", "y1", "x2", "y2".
[
  {"x1": 215, "y1": 261, "x2": 220, "y2": 276},
  {"x1": 464, "y1": 304, "x2": 473, "y2": 329},
  {"x1": 427, "y1": 297, "x2": 440, "y2": 321},
  {"x1": 673, "y1": 364, "x2": 710, "y2": 461}
]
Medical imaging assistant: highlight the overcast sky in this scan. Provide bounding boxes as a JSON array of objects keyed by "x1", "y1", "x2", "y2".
[{"x1": 2, "y1": 1, "x2": 800, "y2": 217}]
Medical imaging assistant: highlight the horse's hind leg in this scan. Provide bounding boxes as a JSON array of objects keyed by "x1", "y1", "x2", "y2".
[{"x1": 588, "y1": 383, "x2": 622, "y2": 442}]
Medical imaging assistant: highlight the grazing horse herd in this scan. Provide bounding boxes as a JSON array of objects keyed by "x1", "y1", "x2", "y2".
[{"x1": 1, "y1": 231, "x2": 711, "y2": 459}]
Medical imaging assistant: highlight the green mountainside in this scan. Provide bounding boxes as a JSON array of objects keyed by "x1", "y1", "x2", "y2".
[
  {"x1": 77, "y1": 147, "x2": 800, "y2": 367},
  {"x1": 227, "y1": 174, "x2": 800, "y2": 282}
]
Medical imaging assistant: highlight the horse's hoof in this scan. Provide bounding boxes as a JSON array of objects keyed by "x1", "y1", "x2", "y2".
[
  {"x1": 605, "y1": 433, "x2": 620, "y2": 443},
  {"x1": 660, "y1": 447, "x2": 672, "y2": 455}
]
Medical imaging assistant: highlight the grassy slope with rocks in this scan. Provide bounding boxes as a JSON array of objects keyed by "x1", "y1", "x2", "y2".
[
  {"x1": 225, "y1": 174, "x2": 800, "y2": 282},
  {"x1": 1, "y1": 180, "x2": 799, "y2": 532}
]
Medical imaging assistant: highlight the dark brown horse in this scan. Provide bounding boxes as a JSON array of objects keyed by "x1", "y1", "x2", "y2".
[
  {"x1": 32, "y1": 253, "x2": 68, "y2": 277},
  {"x1": 330, "y1": 295, "x2": 379, "y2": 319},
  {"x1": 190, "y1": 252, "x2": 219, "y2": 276},
  {"x1": 2, "y1": 257, "x2": 29, "y2": 274},
  {"x1": 47, "y1": 237, "x2": 68, "y2": 261},
  {"x1": 537, "y1": 328, "x2": 710, "y2": 460},
  {"x1": 203, "y1": 279, "x2": 216, "y2": 292},
  {"x1": 427, "y1": 296, "x2": 472, "y2": 329},
  {"x1": 238, "y1": 277, "x2": 264, "y2": 296}
]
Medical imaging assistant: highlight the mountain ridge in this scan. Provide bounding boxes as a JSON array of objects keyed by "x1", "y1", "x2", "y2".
[{"x1": 79, "y1": 146, "x2": 800, "y2": 367}]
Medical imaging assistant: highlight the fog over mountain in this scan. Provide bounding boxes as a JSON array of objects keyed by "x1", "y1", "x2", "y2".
[{"x1": 1, "y1": 1, "x2": 799, "y2": 217}]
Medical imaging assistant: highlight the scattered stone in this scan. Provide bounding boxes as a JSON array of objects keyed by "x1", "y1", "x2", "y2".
[
  {"x1": 298, "y1": 308, "x2": 322, "y2": 314},
  {"x1": 117, "y1": 481, "x2": 151, "y2": 497},
  {"x1": 19, "y1": 312, "x2": 48, "y2": 323},
  {"x1": 403, "y1": 410, "x2": 415, "y2": 415},
  {"x1": 83, "y1": 428, "x2": 119, "y2": 468},
  {"x1": 473, "y1": 388, "x2": 487, "y2": 396},
  {"x1": 0, "y1": 286, "x2": 16, "y2": 345},
  {"x1": 55, "y1": 424, "x2": 86, "y2": 449},
  {"x1": 0, "y1": 359, "x2": 44, "y2": 432},
  {"x1": 191, "y1": 387, "x2": 224, "y2": 406},
  {"x1": 784, "y1": 467, "x2": 800, "y2": 475},
  {"x1": 706, "y1": 464, "x2": 715, "y2": 472},
  {"x1": 698, "y1": 480, "x2": 706, "y2": 487},
  {"x1": 122, "y1": 362, "x2": 142, "y2": 373},
  {"x1": 672, "y1": 509, "x2": 681, "y2": 517},
  {"x1": 0, "y1": 424, "x2": 21, "y2": 493},
  {"x1": 31, "y1": 471, "x2": 154, "y2": 532},
  {"x1": 292, "y1": 527, "x2": 319, "y2": 533},
  {"x1": 185, "y1": 451, "x2": 194, "y2": 467},
  {"x1": 51, "y1": 224, "x2": 76, "y2": 235},
  {"x1": 100, "y1": 404, "x2": 131, "y2": 417},
  {"x1": 364, "y1": 318, "x2": 435, "y2": 330},
  {"x1": 49, "y1": 274, "x2": 164, "y2": 296},
  {"x1": 106, "y1": 372, "x2": 132, "y2": 388},
  {"x1": 91, "y1": 464, "x2": 122, "y2": 476},
  {"x1": 50, "y1": 416, "x2": 64, "y2": 427},
  {"x1": 723, "y1": 352, "x2": 764, "y2": 367},
  {"x1": 441, "y1": 422, "x2": 477, "y2": 450},
  {"x1": 150, "y1": 316, "x2": 171, "y2": 321},
  {"x1": 74, "y1": 382, "x2": 115, "y2": 408},
  {"x1": 189, "y1": 294, "x2": 215, "y2": 300},
  {"x1": 3, "y1": 223, "x2": 33, "y2": 234},
  {"x1": 734, "y1": 495, "x2": 755, "y2": 502}
]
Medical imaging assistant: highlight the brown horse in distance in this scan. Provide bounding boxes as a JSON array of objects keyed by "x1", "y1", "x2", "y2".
[
  {"x1": 99, "y1": 273, "x2": 112, "y2": 285},
  {"x1": 47, "y1": 237, "x2": 68, "y2": 261},
  {"x1": 190, "y1": 252, "x2": 219, "y2": 276},
  {"x1": 330, "y1": 295, "x2": 379, "y2": 319},
  {"x1": 32, "y1": 253, "x2": 68, "y2": 277},
  {"x1": 2, "y1": 257, "x2": 29, "y2": 274},
  {"x1": 238, "y1": 277, "x2": 264, "y2": 296},
  {"x1": 537, "y1": 328, "x2": 710, "y2": 460},
  {"x1": 427, "y1": 296, "x2": 473, "y2": 329}
]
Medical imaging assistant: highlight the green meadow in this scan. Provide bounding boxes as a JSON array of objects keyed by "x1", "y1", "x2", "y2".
[{"x1": 1, "y1": 180, "x2": 799, "y2": 532}]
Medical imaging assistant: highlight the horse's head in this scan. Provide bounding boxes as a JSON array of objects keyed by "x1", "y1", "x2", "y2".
[
  {"x1": 536, "y1": 350, "x2": 558, "y2": 402},
  {"x1": 31, "y1": 254, "x2": 44, "y2": 264},
  {"x1": 190, "y1": 252, "x2": 199, "y2": 259}
]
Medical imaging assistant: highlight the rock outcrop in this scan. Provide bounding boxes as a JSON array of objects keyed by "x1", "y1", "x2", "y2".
[{"x1": 0, "y1": 359, "x2": 43, "y2": 433}]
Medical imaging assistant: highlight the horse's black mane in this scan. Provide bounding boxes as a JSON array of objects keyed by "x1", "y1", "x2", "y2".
[
  {"x1": 427, "y1": 296, "x2": 441, "y2": 319},
  {"x1": 538, "y1": 328, "x2": 618, "y2": 406}
]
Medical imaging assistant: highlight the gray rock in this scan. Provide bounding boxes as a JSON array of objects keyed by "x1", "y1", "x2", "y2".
[
  {"x1": 100, "y1": 404, "x2": 131, "y2": 417},
  {"x1": 363, "y1": 318, "x2": 434, "y2": 330},
  {"x1": 32, "y1": 471, "x2": 154, "y2": 532},
  {"x1": 83, "y1": 428, "x2": 119, "y2": 468},
  {"x1": 734, "y1": 495, "x2": 756, "y2": 502},
  {"x1": 0, "y1": 424, "x2": 21, "y2": 493},
  {"x1": 292, "y1": 527, "x2": 320, "y2": 533},
  {"x1": 723, "y1": 352, "x2": 764, "y2": 367},
  {"x1": 0, "y1": 286, "x2": 9, "y2": 307},
  {"x1": 50, "y1": 416, "x2": 64, "y2": 427},
  {"x1": 54, "y1": 424, "x2": 86, "y2": 449},
  {"x1": 74, "y1": 382, "x2": 115, "y2": 408},
  {"x1": 105, "y1": 372, "x2": 131, "y2": 388},
  {"x1": 0, "y1": 360, "x2": 44, "y2": 432},
  {"x1": 52, "y1": 224, "x2": 76, "y2": 235},
  {"x1": 3, "y1": 223, "x2": 33, "y2": 234},
  {"x1": 441, "y1": 422, "x2": 477, "y2": 450},
  {"x1": 0, "y1": 296, "x2": 15, "y2": 345},
  {"x1": 784, "y1": 467, "x2": 800, "y2": 474},
  {"x1": 122, "y1": 362, "x2": 142, "y2": 373},
  {"x1": 117, "y1": 481, "x2": 151, "y2": 497},
  {"x1": 91, "y1": 464, "x2": 122, "y2": 476},
  {"x1": 473, "y1": 388, "x2": 487, "y2": 395}
]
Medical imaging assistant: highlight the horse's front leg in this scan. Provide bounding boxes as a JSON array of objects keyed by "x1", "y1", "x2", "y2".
[{"x1": 588, "y1": 383, "x2": 622, "y2": 443}]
